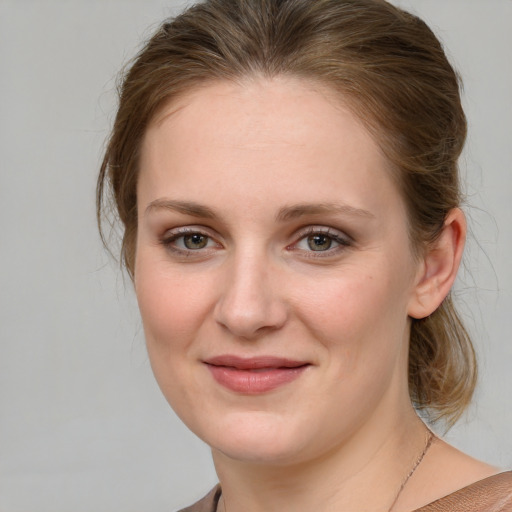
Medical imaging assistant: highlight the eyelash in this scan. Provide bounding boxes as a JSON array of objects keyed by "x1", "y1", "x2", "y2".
[
  {"x1": 160, "y1": 227, "x2": 220, "y2": 257},
  {"x1": 289, "y1": 226, "x2": 352, "y2": 258},
  {"x1": 159, "y1": 226, "x2": 352, "y2": 258}
]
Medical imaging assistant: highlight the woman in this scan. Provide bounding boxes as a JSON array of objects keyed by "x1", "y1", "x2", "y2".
[{"x1": 97, "y1": 0, "x2": 512, "y2": 510}]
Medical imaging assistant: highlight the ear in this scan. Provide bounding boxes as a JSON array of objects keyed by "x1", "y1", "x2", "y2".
[{"x1": 408, "y1": 208, "x2": 466, "y2": 320}]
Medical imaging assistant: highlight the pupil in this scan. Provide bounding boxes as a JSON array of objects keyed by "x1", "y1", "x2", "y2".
[
  {"x1": 184, "y1": 234, "x2": 207, "y2": 249},
  {"x1": 307, "y1": 234, "x2": 332, "y2": 251}
]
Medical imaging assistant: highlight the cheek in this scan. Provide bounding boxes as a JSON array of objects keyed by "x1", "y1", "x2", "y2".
[
  {"x1": 293, "y1": 267, "x2": 413, "y2": 424},
  {"x1": 134, "y1": 257, "x2": 213, "y2": 416},
  {"x1": 299, "y1": 269, "x2": 403, "y2": 331},
  {"x1": 293, "y1": 263, "x2": 412, "y2": 368},
  {"x1": 134, "y1": 254, "x2": 217, "y2": 369}
]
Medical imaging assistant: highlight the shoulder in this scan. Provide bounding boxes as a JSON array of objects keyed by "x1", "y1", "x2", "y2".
[
  {"x1": 415, "y1": 472, "x2": 512, "y2": 512},
  {"x1": 177, "y1": 485, "x2": 221, "y2": 512},
  {"x1": 175, "y1": 470, "x2": 512, "y2": 512},
  {"x1": 393, "y1": 438, "x2": 509, "y2": 512}
]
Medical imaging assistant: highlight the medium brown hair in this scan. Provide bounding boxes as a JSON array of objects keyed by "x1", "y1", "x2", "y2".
[{"x1": 97, "y1": 0, "x2": 476, "y2": 426}]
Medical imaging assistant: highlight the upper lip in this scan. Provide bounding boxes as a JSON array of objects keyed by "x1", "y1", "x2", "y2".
[{"x1": 204, "y1": 355, "x2": 310, "y2": 370}]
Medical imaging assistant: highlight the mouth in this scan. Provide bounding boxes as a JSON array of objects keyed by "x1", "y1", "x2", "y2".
[{"x1": 204, "y1": 355, "x2": 311, "y2": 394}]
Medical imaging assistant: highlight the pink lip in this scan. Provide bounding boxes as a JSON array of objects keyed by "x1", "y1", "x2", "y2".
[{"x1": 204, "y1": 355, "x2": 310, "y2": 394}]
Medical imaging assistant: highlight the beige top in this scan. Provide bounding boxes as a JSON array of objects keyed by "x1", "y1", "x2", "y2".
[{"x1": 178, "y1": 471, "x2": 512, "y2": 512}]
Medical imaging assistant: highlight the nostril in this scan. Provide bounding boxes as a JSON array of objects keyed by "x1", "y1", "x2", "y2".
[
  {"x1": 213, "y1": 259, "x2": 288, "y2": 338},
  {"x1": 214, "y1": 294, "x2": 287, "y2": 339}
]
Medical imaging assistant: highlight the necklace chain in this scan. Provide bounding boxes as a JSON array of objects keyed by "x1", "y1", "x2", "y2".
[
  {"x1": 218, "y1": 430, "x2": 435, "y2": 512},
  {"x1": 387, "y1": 430, "x2": 435, "y2": 512}
]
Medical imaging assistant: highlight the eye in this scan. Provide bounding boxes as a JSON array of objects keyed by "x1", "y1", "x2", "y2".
[
  {"x1": 292, "y1": 228, "x2": 351, "y2": 255},
  {"x1": 181, "y1": 233, "x2": 209, "y2": 250},
  {"x1": 160, "y1": 228, "x2": 219, "y2": 255},
  {"x1": 304, "y1": 233, "x2": 336, "y2": 251}
]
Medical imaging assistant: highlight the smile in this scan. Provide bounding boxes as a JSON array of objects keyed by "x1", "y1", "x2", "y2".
[{"x1": 204, "y1": 355, "x2": 311, "y2": 394}]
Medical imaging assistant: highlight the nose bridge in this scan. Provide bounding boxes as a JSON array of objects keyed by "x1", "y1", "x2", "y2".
[{"x1": 214, "y1": 244, "x2": 286, "y2": 339}]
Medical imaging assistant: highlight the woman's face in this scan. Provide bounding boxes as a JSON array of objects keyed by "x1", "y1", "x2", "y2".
[{"x1": 135, "y1": 78, "x2": 424, "y2": 464}]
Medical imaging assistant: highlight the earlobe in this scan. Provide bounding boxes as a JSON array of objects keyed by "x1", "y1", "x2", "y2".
[{"x1": 408, "y1": 208, "x2": 466, "y2": 320}]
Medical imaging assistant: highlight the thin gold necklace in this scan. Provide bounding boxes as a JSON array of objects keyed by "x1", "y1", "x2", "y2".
[
  {"x1": 218, "y1": 430, "x2": 435, "y2": 512},
  {"x1": 387, "y1": 430, "x2": 435, "y2": 512}
]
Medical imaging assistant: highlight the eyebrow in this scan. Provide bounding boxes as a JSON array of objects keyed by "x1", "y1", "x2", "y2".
[
  {"x1": 144, "y1": 198, "x2": 374, "y2": 222},
  {"x1": 145, "y1": 199, "x2": 216, "y2": 219},
  {"x1": 276, "y1": 202, "x2": 375, "y2": 222}
]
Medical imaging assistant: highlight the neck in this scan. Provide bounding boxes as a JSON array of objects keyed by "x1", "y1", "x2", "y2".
[{"x1": 213, "y1": 404, "x2": 429, "y2": 512}]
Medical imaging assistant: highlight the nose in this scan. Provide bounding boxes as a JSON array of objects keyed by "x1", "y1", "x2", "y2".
[{"x1": 214, "y1": 252, "x2": 288, "y2": 340}]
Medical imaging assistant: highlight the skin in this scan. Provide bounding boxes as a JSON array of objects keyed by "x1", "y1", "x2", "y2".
[{"x1": 135, "y1": 77, "x2": 495, "y2": 512}]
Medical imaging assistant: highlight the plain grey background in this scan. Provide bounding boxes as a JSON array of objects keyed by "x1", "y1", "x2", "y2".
[{"x1": 1, "y1": 1, "x2": 511, "y2": 511}]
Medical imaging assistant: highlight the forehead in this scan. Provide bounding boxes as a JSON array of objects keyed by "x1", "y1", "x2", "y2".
[
  {"x1": 138, "y1": 77, "x2": 400, "y2": 218},
  {"x1": 149, "y1": 76, "x2": 375, "y2": 154}
]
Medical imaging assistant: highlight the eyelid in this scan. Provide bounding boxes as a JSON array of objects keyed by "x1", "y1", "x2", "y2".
[
  {"x1": 160, "y1": 226, "x2": 223, "y2": 255},
  {"x1": 158, "y1": 224, "x2": 353, "y2": 258},
  {"x1": 296, "y1": 225, "x2": 353, "y2": 243},
  {"x1": 288, "y1": 225, "x2": 353, "y2": 256}
]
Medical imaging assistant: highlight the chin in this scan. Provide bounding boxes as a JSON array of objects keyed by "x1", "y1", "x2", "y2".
[{"x1": 195, "y1": 410, "x2": 317, "y2": 465}]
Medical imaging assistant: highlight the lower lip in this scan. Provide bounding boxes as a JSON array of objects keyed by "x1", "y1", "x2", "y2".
[{"x1": 206, "y1": 364, "x2": 309, "y2": 394}]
